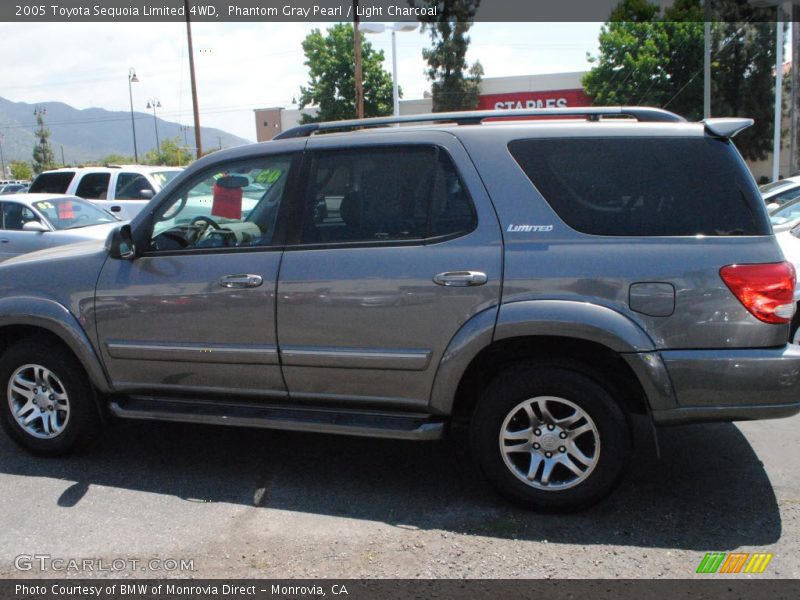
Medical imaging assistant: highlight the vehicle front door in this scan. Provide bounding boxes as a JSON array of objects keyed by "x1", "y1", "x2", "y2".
[
  {"x1": 0, "y1": 201, "x2": 50, "y2": 261},
  {"x1": 106, "y1": 171, "x2": 158, "y2": 220},
  {"x1": 276, "y1": 132, "x2": 503, "y2": 410},
  {"x1": 94, "y1": 149, "x2": 301, "y2": 398}
]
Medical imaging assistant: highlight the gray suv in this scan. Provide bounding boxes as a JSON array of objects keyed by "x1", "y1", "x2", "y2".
[{"x1": 1, "y1": 107, "x2": 799, "y2": 512}]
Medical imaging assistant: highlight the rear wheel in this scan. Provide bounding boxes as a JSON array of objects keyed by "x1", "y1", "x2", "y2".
[
  {"x1": 0, "y1": 340, "x2": 101, "y2": 455},
  {"x1": 470, "y1": 363, "x2": 630, "y2": 512}
]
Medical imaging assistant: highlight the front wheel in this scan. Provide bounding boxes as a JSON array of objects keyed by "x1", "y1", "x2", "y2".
[
  {"x1": 0, "y1": 340, "x2": 101, "y2": 455},
  {"x1": 470, "y1": 364, "x2": 630, "y2": 512}
]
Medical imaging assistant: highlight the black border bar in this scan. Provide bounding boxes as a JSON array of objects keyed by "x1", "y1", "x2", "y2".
[{"x1": 1, "y1": 0, "x2": 789, "y2": 23}]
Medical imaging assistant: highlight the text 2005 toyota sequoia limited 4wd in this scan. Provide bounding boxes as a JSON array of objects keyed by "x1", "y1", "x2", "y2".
[{"x1": 1, "y1": 107, "x2": 799, "y2": 512}]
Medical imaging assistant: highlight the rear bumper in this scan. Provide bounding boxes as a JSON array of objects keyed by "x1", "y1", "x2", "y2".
[{"x1": 633, "y1": 345, "x2": 800, "y2": 425}]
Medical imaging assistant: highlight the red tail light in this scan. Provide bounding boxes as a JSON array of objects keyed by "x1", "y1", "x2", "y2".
[{"x1": 719, "y1": 262, "x2": 796, "y2": 324}]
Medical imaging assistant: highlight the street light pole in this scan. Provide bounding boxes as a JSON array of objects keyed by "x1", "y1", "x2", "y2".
[
  {"x1": 391, "y1": 29, "x2": 399, "y2": 117},
  {"x1": 128, "y1": 67, "x2": 139, "y2": 163},
  {"x1": 750, "y1": 0, "x2": 791, "y2": 182},
  {"x1": 146, "y1": 98, "x2": 162, "y2": 157},
  {"x1": 773, "y1": 9, "x2": 784, "y2": 182},
  {"x1": 361, "y1": 23, "x2": 417, "y2": 120}
]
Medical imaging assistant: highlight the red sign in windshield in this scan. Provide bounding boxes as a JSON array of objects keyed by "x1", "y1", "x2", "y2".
[{"x1": 478, "y1": 88, "x2": 591, "y2": 111}]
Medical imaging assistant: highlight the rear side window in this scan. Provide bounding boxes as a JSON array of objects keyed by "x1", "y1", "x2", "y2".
[
  {"x1": 29, "y1": 172, "x2": 74, "y2": 194},
  {"x1": 508, "y1": 137, "x2": 770, "y2": 236},
  {"x1": 300, "y1": 146, "x2": 476, "y2": 244},
  {"x1": 75, "y1": 173, "x2": 111, "y2": 199}
]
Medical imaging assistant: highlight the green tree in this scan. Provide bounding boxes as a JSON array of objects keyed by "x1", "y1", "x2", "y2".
[
  {"x1": 142, "y1": 137, "x2": 192, "y2": 166},
  {"x1": 413, "y1": 0, "x2": 483, "y2": 112},
  {"x1": 9, "y1": 160, "x2": 32, "y2": 180},
  {"x1": 299, "y1": 23, "x2": 395, "y2": 123},
  {"x1": 32, "y1": 111, "x2": 55, "y2": 174},
  {"x1": 99, "y1": 153, "x2": 133, "y2": 165},
  {"x1": 583, "y1": 0, "x2": 782, "y2": 160},
  {"x1": 583, "y1": 0, "x2": 703, "y2": 121},
  {"x1": 710, "y1": 2, "x2": 785, "y2": 161}
]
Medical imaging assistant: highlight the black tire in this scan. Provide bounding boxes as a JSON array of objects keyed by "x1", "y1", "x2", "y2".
[
  {"x1": 470, "y1": 363, "x2": 630, "y2": 512},
  {"x1": 0, "y1": 339, "x2": 102, "y2": 456}
]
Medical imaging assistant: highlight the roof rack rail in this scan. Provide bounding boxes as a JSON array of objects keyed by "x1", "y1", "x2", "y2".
[{"x1": 273, "y1": 106, "x2": 685, "y2": 140}]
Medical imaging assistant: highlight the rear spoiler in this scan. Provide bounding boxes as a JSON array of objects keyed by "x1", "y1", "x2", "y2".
[{"x1": 702, "y1": 118, "x2": 754, "y2": 138}]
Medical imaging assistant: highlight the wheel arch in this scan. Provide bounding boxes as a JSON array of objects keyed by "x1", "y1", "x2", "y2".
[
  {"x1": 0, "y1": 297, "x2": 111, "y2": 394},
  {"x1": 430, "y1": 300, "x2": 662, "y2": 419}
]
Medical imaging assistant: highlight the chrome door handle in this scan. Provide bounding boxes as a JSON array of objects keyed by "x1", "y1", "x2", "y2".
[
  {"x1": 219, "y1": 274, "x2": 263, "y2": 288},
  {"x1": 433, "y1": 271, "x2": 488, "y2": 287}
]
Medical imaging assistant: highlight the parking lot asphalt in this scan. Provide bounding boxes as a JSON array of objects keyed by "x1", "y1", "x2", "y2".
[{"x1": 0, "y1": 410, "x2": 797, "y2": 579}]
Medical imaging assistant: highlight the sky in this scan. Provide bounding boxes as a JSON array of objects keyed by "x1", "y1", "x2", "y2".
[{"x1": 0, "y1": 22, "x2": 603, "y2": 142}]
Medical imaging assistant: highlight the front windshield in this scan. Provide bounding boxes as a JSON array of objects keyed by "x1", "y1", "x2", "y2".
[
  {"x1": 151, "y1": 170, "x2": 181, "y2": 188},
  {"x1": 33, "y1": 197, "x2": 117, "y2": 230}
]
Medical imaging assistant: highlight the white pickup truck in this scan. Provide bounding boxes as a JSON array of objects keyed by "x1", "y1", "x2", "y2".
[{"x1": 29, "y1": 165, "x2": 182, "y2": 220}]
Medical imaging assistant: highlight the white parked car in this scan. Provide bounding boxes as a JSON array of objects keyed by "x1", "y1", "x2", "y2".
[
  {"x1": 0, "y1": 193, "x2": 121, "y2": 262},
  {"x1": 760, "y1": 175, "x2": 800, "y2": 211},
  {"x1": 29, "y1": 165, "x2": 182, "y2": 220},
  {"x1": 769, "y1": 197, "x2": 800, "y2": 233},
  {"x1": 776, "y1": 227, "x2": 800, "y2": 344}
]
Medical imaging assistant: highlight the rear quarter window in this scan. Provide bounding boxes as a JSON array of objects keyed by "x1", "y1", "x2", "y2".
[
  {"x1": 508, "y1": 137, "x2": 770, "y2": 236},
  {"x1": 29, "y1": 172, "x2": 74, "y2": 194}
]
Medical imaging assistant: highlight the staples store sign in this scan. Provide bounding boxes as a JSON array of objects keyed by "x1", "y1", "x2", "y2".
[{"x1": 479, "y1": 89, "x2": 591, "y2": 111}]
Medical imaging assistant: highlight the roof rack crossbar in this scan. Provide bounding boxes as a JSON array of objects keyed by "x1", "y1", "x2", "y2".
[{"x1": 274, "y1": 106, "x2": 685, "y2": 140}]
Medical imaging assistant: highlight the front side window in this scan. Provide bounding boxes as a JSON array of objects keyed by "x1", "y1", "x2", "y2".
[
  {"x1": 75, "y1": 173, "x2": 111, "y2": 199},
  {"x1": 115, "y1": 173, "x2": 155, "y2": 200},
  {"x1": 148, "y1": 155, "x2": 293, "y2": 252},
  {"x1": 1, "y1": 203, "x2": 37, "y2": 231},
  {"x1": 300, "y1": 146, "x2": 476, "y2": 245}
]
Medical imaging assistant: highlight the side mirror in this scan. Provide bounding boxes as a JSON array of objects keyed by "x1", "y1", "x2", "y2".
[
  {"x1": 22, "y1": 220, "x2": 49, "y2": 233},
  {"x1": 139, "y1": 189, "x2": 155, "y2": 199},
  {"x1": 107, "y1": 224, "x2": 136, "y2": 260}
]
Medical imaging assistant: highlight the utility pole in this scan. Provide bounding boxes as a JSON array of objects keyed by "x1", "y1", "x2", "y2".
[
  {"x1": 353, "y1": 0, "x2": 364, "y2": 119},
  {"x1": 60, "y1": 145, "x2": 65, "y2": 166},
  {"x1": 0, "y1": 134, "x2": 6, "y2": 178},
  {"x1": 703, "y1": 1, "x2": 711, "y2": 119},
  {"x1": 217, "y1": 135, "x2": 222, "y2": 150},
  {"x1": 185, "y1": 0, "x2": 203, "y2": 158}
]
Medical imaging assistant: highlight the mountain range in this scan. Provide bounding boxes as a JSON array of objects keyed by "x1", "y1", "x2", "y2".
[{"x1": 0, "y1": 96, "x2": 252, "y2": 166}]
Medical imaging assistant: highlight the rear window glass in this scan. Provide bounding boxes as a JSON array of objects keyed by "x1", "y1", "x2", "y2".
[
  {"x1": 508, "y1": 137, "x2": 770, "y2": 236},
  {"x1": 29, "y1": 172, "x2": 74, "y2": 194}
]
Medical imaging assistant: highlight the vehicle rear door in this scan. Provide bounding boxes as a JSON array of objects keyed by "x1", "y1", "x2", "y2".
[{"x1": 276, "y1": 131, "x2": 503, "y2": 410}]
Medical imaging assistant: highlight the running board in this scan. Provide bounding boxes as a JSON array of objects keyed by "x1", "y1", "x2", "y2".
[{"x1": 109, "y1": 397, "x2": 445, "y2": 441}]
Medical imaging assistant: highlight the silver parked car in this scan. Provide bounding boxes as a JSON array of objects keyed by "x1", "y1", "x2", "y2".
[{"x1": 0, "y1": 193, "x2": 120, "y2": 262}]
